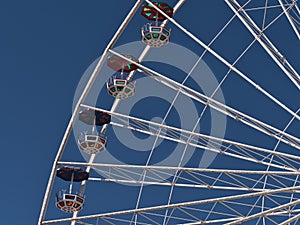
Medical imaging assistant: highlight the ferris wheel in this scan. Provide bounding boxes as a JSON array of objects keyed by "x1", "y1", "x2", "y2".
[{"x1": 38, "y1": 0, "x2": 300, "y2": 225}]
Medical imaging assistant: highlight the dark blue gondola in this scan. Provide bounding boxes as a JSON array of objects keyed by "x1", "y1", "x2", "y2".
[
  {"x1": 56, "y1": 166, "x2": 89, "y2": 182},
  {"x1": 79, "y1": 108, "x2": 111, "y2": 126}
]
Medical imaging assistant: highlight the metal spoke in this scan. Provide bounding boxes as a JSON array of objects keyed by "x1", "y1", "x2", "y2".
[
  {"x1": 107, "y1": 50, "x2": 300, "y2": 150},
  {"x1": 42, "y1": 186, "x2": 300, "y2": 224},
  {"x1": 226, "y1": 0, "x2": 300, "y2": 90}
]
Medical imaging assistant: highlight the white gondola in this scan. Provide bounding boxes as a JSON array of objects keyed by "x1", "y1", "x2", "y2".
[
  {"x1": 78, "y1": 130, "x2": 107, "y2": 154},
  {"x1": 142, "y1": 23, "x2": 171, "y2": 47},
  {"x1": 56, "y1": 190, "x2": 85, "y2": 213},
  {"x1": 106, "y1": 76, "x2": 136, "y2": 99}
]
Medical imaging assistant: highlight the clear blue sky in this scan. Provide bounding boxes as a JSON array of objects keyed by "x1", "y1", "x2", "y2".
[
  {"x1": 0, "y1": 1, "x2": 134, "y2": 224},
  {"x1": 0, "y1": 1, "x2": 299, "y2": 224}
]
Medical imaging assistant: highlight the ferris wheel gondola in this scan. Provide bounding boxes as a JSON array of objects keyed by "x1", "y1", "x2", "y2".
[
  {"x1": 141, "y1": 2, "x2": 173, "y2": 47},
  {"x1": 55, "y1": 167, "x2": 88, "y2": 213},
  {"x1": 38, "y1": 1, "x2": 300, "y2": 225},
  {"x1": 77, "y1": 108, "x2": 110, "y2": 154},
  {"x1": 106, "y1": 54, "x2": 138, "y2": 99}
]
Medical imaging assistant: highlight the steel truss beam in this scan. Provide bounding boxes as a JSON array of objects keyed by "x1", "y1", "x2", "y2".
[
  {"x1": 57, "y1": 162, "x2": 300, "y2": 175},
  {"x1": 88, "y1": 178, "x2": 270, "y2": 192},
  {"x1": 42, "y1": 185, "x2": 300, "y2": 224},
  {"x1": 278, "y1": 0, "x2": 300, "y2": 40},
  {"x1": 225, "y1": 199, "x2": 300, "y2": 224},
  {"x1": 181, "y1": 206, "x2": 300, "y2": 225},
  {"x1": 81, "y1": 104, "x2": 300, "y2": 171},
  {"x1": 225, "y1": 0, "x2": 300, "y2": 90},
  {"x1": 143, "y1": 0, "x2": 300, "y2": 122},
  {"x1": 40, "y1": 1, "x2": 300, "y2": 225},
  {"x1": 279, "y1": 213, "x2": 300, "y2": 225},
  {"x1": 57, "y1": 161, "x2": 300, "y2": 191},
  {"x1": 107, "y1": 50, "x2": 300, "y2": 152},
  {"x1": 181, "y1": 208, "x2": 300, "y2": 225}
]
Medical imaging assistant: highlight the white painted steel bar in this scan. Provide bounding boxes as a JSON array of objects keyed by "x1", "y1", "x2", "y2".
[
  {"x1": 109, "y1": 119, "x2": 296, "y2": 170},
  {"x1": 180, "y1": 209, "x2": 300, "y2": 225},
  {"x1": 182, "y1": 208, "x2": 300, "y2": 225},
  {"x1": 266, "y1": 208, "x2": 300, "y2": 216},
  {"x1": 143, "y1": 66, "x2": 300, "y2": 147},
  {"x1": 82, "y1": 104, "x2": 300, "y2": 165},
  {"x1": 279, "y1": 213, "x2": 300, "y2": 225},
  {"x1": 71, "y1": 0, "x2": 194, "y2": 222},
  {"x1": 127, "y1": 0, "x2": 186, "y2": 80},
  {"x1": 163, "y1": 17, "x2": 258, "y2": 225},
  {"x1": 110, "y1": 120, "x2": 299, "y2": 170},
  {"x1": 225, "y1": 199, "x2": 300, "y2": 224},
  {"x1": 278, "y1": 0, "x2": 300, "y2": 40},
  {"x1": 260, "y1": 108, "x2": 300, "y2": 222},
  {"x1": 105, "y1": 166, "x2": 295, "y2": 191},
  {"x1": 181, "y1": 217, "x2": 241, "y2": 225},
  {"x1": 123, "y1": 3, "x2": 189, "y2": 223},
  {"x1": 42, "y1": 185, "x2": 300, "y2": 224},
  {"x1": 226, "y1": 0, "x2": 300, "y2": 90},
  {"x1": 37, "y1": 1, "x2": 144, "y2": 225},
  {"x1": 127, "y1": 0, "x2": 185, "y2": 81},
  {"x1": 108, "y1": 50, "x2": 300, "y2": 150},
  {"x1": 296, "y1": 1, "x2": 300, "y2": 15},
  {"x1": 72, "y1": 1, "x2": 187, "y2": 225},
  {"x1": 57, "y1": 162, "x2": 300, "y2": 175},
  {"x1": 54, "y1": 165, "x2": 297, "y2": 190},
  {"x1": 144, "y1": 0, "x2": 300, "y2": 121},
  {"x1": 88, "y1": 177, "x2": 270, "y2": 192},
  {"x1": 69, "y1": 0, "x2": 151, "y2": 223}
]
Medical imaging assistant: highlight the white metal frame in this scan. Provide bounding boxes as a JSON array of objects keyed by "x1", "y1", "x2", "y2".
[
  {"x1": 38, "y1": 1, "x2": 145, "y2": 224},
  {"x1": 39, "y1": 0, "x2": 300, "y2": 225},
  {"x1": 108, "y1": 50, "x2": 300, "y2": 149},
  {"x1": 225, "y1": 0, "x2": 300, "y2": 90},
  {"x1": 278, "y1": 0, "x2": 300, "y2": 40},
  {"x1": 42, "y1": 186, "x2": 300, "y2": 224}
]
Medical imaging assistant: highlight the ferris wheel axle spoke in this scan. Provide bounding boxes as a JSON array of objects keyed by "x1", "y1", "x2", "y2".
[
  {"x1": 57, "y1": 161, "x2": 300, "y2": 191},
  {"x1": 57, "y1": 161, "x2": 300, "y2": 176},
  {"x1": 224, "y1": 198, "x2": 300, "y2": 225},
  {"x1": 88, "y1": 177, "x2": 272, "y2": 192},
  {"x1": 86, "y1": 105, "x2": 300, "y2": 166},
  {"x1": 143, "y1": 0, "x2": 300, "y2": 123},
  {"x1": 178, "y1": 208, "x2": 300, "y2": 225},
  {"x1": 278, "y1": 212, "x2": 300, "y2": 225},
  {"x1": 141, "y1": 210, "x2": 194, "y2": 224},
  {"x1": 101, "y1": 216, "x2": 151, "y2": 225},
  {"x1": 226, "y1": 0, "x2": 300, "y2": 90},
  {"x1": 72, "y1": 1, "x2": 189, "y2": 224},
  {"x1": 57, "y1": 161, "x2": 300, "y2": 175},
  {"x1": 278, "y1": 0, "x2": 300, "y2": 40},
  {"x1": 42, "y1": 185, "x2": 300, "y2": 224},
  {"x1": 111, "y1": 120, "x2": 295, "y2": 170},
  {"x1": 107, "y1": 50, "x2": 300, "y2": 151},
  {"x1": 81, "y1": 104, "x2": 300, "y2": 171},
  {"x1": 180, "y1": 217, "x2": 241, "y2": 225},
  {"x1": 39, "y1": 1, "x2": 300, "y2": 224}
]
